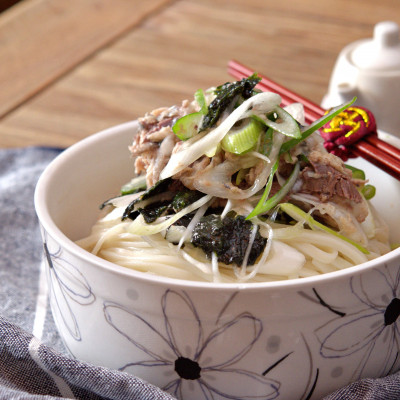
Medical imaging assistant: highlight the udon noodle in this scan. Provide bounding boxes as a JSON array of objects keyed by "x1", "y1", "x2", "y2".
[{"x1": 77, "y1": 76, "x2": 391, "y2": 283}]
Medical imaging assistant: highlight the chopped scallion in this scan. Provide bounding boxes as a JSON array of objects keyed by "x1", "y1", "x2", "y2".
[
  {"x1": 221, "y1": 119, "x2": 264, "y2": 154},
  {"x1": 172, "y1": 89, "x2": 208, "y2": 141},
  {"x1": 172, "y1": 112, "x2": 203, "y2": 141},
  {"x1": 345, "y1": 164, "x2": 366, "y2": 180},
  {"x1": 361, "y1": 184, "x2": 376, "y2": 200}
]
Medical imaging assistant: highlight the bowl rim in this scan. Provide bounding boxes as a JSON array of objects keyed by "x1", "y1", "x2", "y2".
[{"x1": 34, "y1": 120, "x2": 400, "y2": 291}]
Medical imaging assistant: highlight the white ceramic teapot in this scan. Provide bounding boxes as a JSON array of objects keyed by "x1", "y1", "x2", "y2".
[{"x1": 322, "y1": 21, "x2": 400, "y2": 136}]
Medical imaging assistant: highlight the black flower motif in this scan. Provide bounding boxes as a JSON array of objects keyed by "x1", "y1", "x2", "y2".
[
  {"x1": 104, "y1": 289, "x2": 280, "y2": 399},
  {"x1": 43, "y1": 238, "x2": 95, "y2": 341},
  {"x1": 315, "y1": 264, "x2": 400, "y2": 380}
]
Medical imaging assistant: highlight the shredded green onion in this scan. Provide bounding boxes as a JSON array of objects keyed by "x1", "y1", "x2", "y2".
[
  {"x1": 246, "y1": 162, "x2": 300, "y2": 220},
  {"x1": 280, "y1": 97, "x2": 357, "y2": 154},
  {"x1": 279, "y1": 202, "x2": 369, "y2": 254}
]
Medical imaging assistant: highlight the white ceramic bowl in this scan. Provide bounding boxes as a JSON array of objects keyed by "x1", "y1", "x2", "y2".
[{"x1": 35, "y1": 121, "x2": 400, "y2": 400}]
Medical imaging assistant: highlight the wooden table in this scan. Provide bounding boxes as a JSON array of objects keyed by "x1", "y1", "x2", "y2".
[{"x1": 0, "y1": 0, "x2": 399, "y2": 148}]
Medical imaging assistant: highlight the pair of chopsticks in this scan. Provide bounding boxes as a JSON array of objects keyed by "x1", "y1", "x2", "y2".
[{"x1": 228, "y1": 60, "x2": 400, "y2": 180}]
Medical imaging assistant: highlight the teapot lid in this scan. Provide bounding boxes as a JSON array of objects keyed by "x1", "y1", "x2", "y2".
[{"x1": 350, "y1": 21, "x2": 400, "y2": 71}]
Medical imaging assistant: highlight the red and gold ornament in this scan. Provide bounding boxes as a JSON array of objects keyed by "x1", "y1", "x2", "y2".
[{"x1": 320, "y1": 106, "x2": 377, "y2": 161}]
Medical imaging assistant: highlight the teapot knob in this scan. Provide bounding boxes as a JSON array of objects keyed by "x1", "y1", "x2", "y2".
[
  {"x1": 374, "y1": 21, "x2": 399, "y2": 48},
  {"x1": 351, "y1": 21, "x2": 400, "y2": 70}
]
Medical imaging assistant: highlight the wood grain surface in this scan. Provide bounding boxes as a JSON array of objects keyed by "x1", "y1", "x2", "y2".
[
  {"x1": 0, "y1": 0, "x2": 399, "y2": 147},
  {"x1": 0, "y1": 0, "x2": 172, "y2": 117}
]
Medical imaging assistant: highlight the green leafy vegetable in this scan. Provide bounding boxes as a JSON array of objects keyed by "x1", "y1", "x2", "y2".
[
  {"x1": 199, "y1": 74, "x2": 261, "y2": 132},
  {"x1": 122, "y1": 178, "x2": 172, "y2": 220},
  {"x1": 139, "y1": 203, "x2": 169, "y2": 223},
  {"x1": 191, "y1": 214, "x2": 267, "y2": 266},
  {"x1": 123, "y1": 181, "x2": 204, "y2": 223},
  {"x1": 171, "y1": 191, "x2": 203, "y2": 212},
  {"x1": 127, "y1": 195, "x2": 213, "y2": 236}
]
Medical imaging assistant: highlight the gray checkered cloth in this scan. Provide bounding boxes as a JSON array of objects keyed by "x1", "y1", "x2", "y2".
[{"x1": 0, "y1": 146, "x2": 399, "y2": 400}]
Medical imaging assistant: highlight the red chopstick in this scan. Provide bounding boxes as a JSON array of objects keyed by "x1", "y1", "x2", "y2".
[{"x1": 228, "y1": 59, "x2": 400, "y2": 180}]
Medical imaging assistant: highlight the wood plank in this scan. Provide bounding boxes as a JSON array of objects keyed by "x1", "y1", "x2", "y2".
[
  {"x1": 0, "y1": 0, "x2": 173, "y2": 117},
  {"x1": 0, "y1": 0, "x2": 399, "y2": 147}
]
